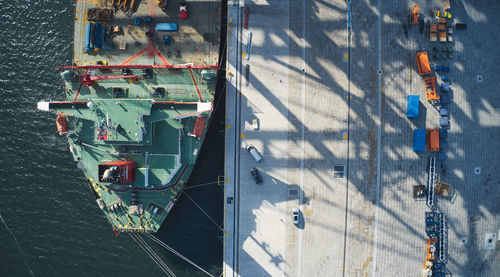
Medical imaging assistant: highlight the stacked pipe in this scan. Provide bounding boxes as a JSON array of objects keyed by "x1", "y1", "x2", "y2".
[{"x1": 84, "y1": 22, "x2": 105, "y2": 52}]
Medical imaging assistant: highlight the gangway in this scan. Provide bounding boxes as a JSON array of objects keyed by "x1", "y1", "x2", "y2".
[{"x1": 427, "y1": 157, "x2": 436, "y2": 209}]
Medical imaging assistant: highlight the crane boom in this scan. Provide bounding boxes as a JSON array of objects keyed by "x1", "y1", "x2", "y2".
[{"x1": 82, "y1": 72, "x2": 139, "y2": 86}]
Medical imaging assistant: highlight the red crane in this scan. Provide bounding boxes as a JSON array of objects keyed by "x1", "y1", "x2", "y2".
[{"x1": 82, "y1": 71, "x2": 139, "y2": 86}]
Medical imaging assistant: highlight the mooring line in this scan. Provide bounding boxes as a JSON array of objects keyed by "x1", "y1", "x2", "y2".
[
  {"x1": 183, "y1": 191, "x2": 224, "y2": 231},
  {"x1": 0, "y1": 209, "x2": 35, "y2": 277},
  {"x1": 129, "y1": 233, "x2": 175, "y2": 277},
  {"x1": 147, "y1": 234, "x2": 214, "y2": 277}
]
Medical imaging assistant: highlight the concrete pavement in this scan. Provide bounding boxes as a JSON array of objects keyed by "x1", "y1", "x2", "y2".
[{"x1": 224, "y1": 1, "x2": 500, "y2": 276}]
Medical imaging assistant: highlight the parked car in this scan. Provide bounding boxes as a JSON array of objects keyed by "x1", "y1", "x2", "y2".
[
  {"x1": 433, "y1": 65, "x2": 450, "y2": 72},
  {"x1": 292, "y1": 208, "x2": 300, "y2": 225},
  {"x1": 247, "y1": 145, "x2": 262, "y2": 162},
  {"x1": 250, "y1": 168, "x2": 263, "y2": 184}
]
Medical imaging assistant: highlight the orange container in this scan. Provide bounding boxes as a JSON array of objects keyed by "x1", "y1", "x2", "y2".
[
  {"x1": 413, "y1": 5, "x2": 419, "y2": 25},
  {"x1": 439, "y1": 32, "x2": 447, "y2": 41},
  {"x1": 56, "y1": 114, "x2": 68, "y2": 135},
  {"x1": 427, "y1": 129, "x2": 440, "y2": 151},
  {"x1": 416, "y1": 52, "x2": 431, "y2": 75}
]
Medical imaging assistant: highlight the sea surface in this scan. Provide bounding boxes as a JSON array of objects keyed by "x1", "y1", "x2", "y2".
[{"x1": 0, "y1": 1, "x2": 224, "y2": 276}]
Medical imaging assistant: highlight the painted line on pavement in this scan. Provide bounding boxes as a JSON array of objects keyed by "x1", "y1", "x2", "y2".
[
  {"x1": 297, "y1": 0, "x2": 307, "y2": 276},
  {"x1": 372, "y1": 0, "x2": 383, "y2": 275},
  {"x1": 342, "y1": 1, "x2": 352, "y2": 276}
]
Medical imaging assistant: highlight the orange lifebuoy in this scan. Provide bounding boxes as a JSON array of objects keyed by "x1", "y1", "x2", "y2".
[{"x1": 56, "y1": 114, "x2": 68, "y2": 135}]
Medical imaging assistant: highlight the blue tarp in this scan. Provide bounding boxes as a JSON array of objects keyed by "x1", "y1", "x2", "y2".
[
  {"x1": 84, "y1": 22, "x2": 106, "y2": 52},
  {"x1": 155, "y1": 23, "x2": 178, "y2": 31},
  {"x1": 94, "y1": 23, "x2": 103, "y2": 50},
  {"x1": 84, "y1": 22, "x2": 93, "y2": 52},
  {"x1": 155, "y1": 23, "x2": 181, "y2": 32},
  {"x1": 407, "y1": 95, "x2": 419, "y2": 118},
  {"x1": 413, "y1": 129, "x2": 426, "y2": 151}
]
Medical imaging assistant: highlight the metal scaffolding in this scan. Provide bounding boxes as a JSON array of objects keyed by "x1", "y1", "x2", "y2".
[
  {"x1": 427, "y1": 157, "x2": 437, "y2": 209},
  {"x1": 438, "y1": 213, "x2": 448, "y2": 263}
]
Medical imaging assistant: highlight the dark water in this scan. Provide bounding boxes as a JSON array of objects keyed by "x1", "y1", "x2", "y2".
[{"x1": 0, "y1": 1, "x2": 225, "y2": 276}]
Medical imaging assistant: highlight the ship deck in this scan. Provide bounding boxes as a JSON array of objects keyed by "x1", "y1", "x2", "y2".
[
  {"x1": 43, "y1": 64, "x2": 217, "y2": 232},
  {"x1": 39, "y1": 0, "x2": 221, "y2": 233},
  {"x1": 65, "y1": 66, "x2": 216, "y2": 103},
  {"x1": 73, "y1": 0, "x2": 221, "y2": 66}
]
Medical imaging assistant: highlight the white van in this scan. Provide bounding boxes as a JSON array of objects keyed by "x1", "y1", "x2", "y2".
[{"x1": 247, "y1": 145, "x2": 262, "y2": 162}]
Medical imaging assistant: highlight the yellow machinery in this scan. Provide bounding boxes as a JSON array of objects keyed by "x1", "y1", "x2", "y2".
[
  {"x1": 421, "y1": 260, "x2": 433, "y2": 277},
  {"x1": 421, "y1": 238, "x2": 437, "y2": 276}
]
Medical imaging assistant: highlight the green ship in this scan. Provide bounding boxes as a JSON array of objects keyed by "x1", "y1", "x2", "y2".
[{"x1": 38, "y1": 0, "x2": 221, "y2": 233}]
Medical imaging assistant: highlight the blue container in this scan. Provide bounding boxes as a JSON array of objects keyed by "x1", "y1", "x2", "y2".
[
  {"x1": 438, "y1": 151, "x2": 447, "y2": 161},
  {"x1": 433, "y1": 65, "x2": 450, "y2": 72},
  {"x1": 155, "y1": 23, "x2": 178, "y2": 31},
  {"x1": 439, "y1": 107, "x2": 448, "y2": 117},
  {"x1": 439, "y1": 129, "x2": 448, "y2": 138},
  {"x1": 440, "y1": 82, "x2": 451, "y2": 92},
  {"x1": 407, "y1": 95, "x2": 419, "y2": 118},
  {"x1": 440, "y1": 94, "x2": 450, "y2": 105},
  {"x1": 439, "y1": 117, "x2": 449, "y2": 128},
  {"x1": 440, "y1": 139, "x2": 448, "y2": 149},
  {"x1": 413, "y1": 129, "x2": 426, "y2": 151},
  {"x1": 441, "y1": 75, "x2": 450, "y2": 82}
]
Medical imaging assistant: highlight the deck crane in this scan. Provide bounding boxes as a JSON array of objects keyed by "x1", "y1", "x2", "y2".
[{"x1": 82, "y1": 71, "x2": 139, "y2": 86}]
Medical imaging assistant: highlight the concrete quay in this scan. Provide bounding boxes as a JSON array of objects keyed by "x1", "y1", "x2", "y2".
[{"x1": 223, "y1": 1, "x2": 500, "y2": 276}]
